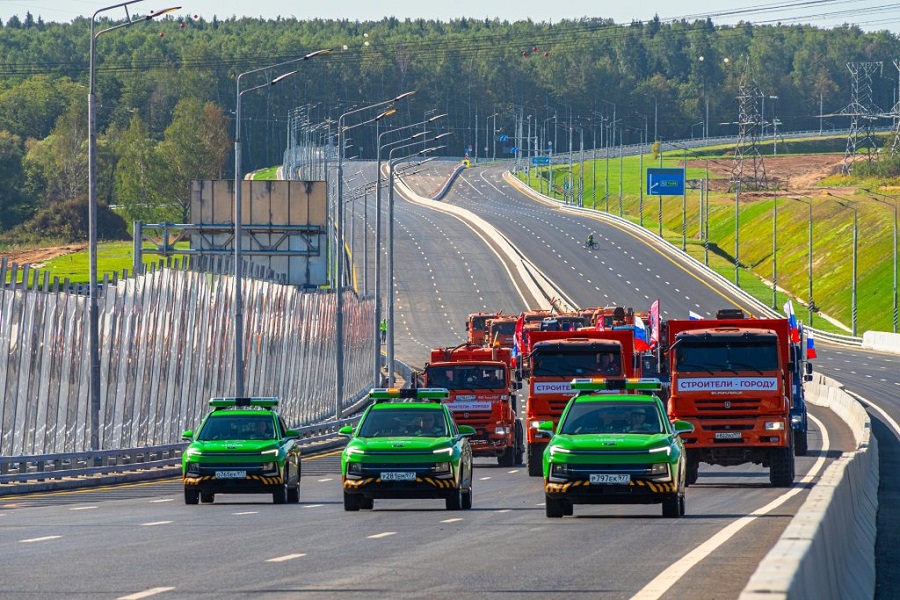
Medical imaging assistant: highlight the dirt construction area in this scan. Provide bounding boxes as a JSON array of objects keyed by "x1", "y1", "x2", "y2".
[{"x1": 0, "y1": 244, "x2": 87, "y2": 268}]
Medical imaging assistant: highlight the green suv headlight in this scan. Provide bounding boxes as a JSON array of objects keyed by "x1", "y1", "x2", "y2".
[
  {"x1": 549, "y1": 463, "x2": 571, "y2": 482},
  {"x1": 185, "y1": 462, "x2": 200, "y2": 475},
  {"x1": 433, "y1": 462, "x2": 451, "y2": 474},
  {"x1": 347, "y1": 462, "x2": 363, "y2": 475}
]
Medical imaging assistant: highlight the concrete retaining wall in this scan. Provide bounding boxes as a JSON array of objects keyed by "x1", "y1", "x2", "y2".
[
  {"x1": 740, "y1": 373, "x2": 878, "y2": 599},
  {"x1": 862, "y1": 330, "x2": 900, "y2": 354}
]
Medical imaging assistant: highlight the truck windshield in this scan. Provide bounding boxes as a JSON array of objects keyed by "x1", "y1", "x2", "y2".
[
  {"x1": 675, "y1": 340, "x2": 779, "y2": 372},
  {"x1": 491, "y1": 321, "x2": 516, "y2": 335},
  {"x1": 532, "y1": 350, "x2": 622, "y2": 377},
  {"x1": 425, "y1": 366, "x2": 507, "y2": 390}
]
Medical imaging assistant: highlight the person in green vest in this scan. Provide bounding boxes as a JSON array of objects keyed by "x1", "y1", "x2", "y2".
[{"x1": 380, "y1": 319, "x2": 387, "y2": 344}]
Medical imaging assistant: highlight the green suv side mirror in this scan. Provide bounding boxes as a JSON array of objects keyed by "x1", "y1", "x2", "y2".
[
  {"x1": 339, "y1": 425, "x2": 355, "y2": 437},
  {"x1": 458, "y1": 425, "x2": 476, "y2": 437},
  {"x1": 673, "y1": 420, "x2": 694, "y2": 435}
]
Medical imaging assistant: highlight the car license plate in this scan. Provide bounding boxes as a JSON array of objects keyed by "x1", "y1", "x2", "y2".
[
  {"x1": 381, "y1": 471, "x2": 416, "y2": 481},
  {"x1": 715, "y1": 432, "x2": 743, "y2": 440},
  {"x1": 215, "y1": 470, "x2": 246, "y2": 479},
  {"x1": 589, "y1": 474, "x2": 630, "y2": 485}
]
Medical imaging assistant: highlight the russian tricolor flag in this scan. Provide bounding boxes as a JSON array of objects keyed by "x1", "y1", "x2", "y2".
[
  {"x1": 783, "y1": 300, "x2": 800, "y2": 343},
  {"x1": 806, "y1": 329, "x2": 817, "y2": 359},
  {"x1": 689, "y1": 310, "x2": 703, "y2": 320},
  {"x1": 633, "y1": 315, "x2": 651, "y2": 352}
]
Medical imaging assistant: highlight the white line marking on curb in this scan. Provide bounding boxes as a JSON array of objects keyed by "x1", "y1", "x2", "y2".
[
  {"x1": 117, "y1": 587, "x2": 175, "y2": 599},
  {"x1": 20, "y1": 535, "x2": 61, "y2": 543},
  {"x1": 630, "y1": 414, "x2": 830, "y2": 600},
  {"x1": 368, "y1": 532, "x2": 397, "y2": 539},
  {"x1": 267, "y1": 553, "x2": 307, "y2": 562}
]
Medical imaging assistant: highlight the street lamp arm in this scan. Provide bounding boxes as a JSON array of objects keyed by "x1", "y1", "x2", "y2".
[{"x1": 93, "y1": 2, "x2": 180, "y2": 38}]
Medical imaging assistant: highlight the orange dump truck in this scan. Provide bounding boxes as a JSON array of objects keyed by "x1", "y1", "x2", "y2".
[
  {"x1": 521, "y1": 329, "x2": 638, "y2": 476},
  {"x1": 423, "y1": 344, "x2": 524, "y2": 466},
  {"x1": 465, "y1": 312, "x2": 500, "y2": 346},
  {"x1": 665, "y1": 310, "x2": 795, "y2": 486}
]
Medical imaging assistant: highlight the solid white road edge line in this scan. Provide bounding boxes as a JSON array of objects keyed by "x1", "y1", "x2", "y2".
[{"x1": 630, "y1": 413, "x2": 830, "y2": 600}]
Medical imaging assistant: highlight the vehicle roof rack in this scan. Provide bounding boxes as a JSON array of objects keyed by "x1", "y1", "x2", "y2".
[{"x1": 370, "y1": 388, "x2": 449, "y2": 403}]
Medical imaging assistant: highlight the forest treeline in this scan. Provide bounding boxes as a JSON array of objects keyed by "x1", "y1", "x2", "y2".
[{"x1": 0, "y1": 12, "x2": 898, "y2": 241}]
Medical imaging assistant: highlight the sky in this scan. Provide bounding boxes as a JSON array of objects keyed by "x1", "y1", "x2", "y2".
[{"x1": 1, "y1": 0, "x2": 898, "y2": 32}]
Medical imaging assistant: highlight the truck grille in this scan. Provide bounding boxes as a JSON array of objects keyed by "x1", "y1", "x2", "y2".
[{"x1": 694, "y1": 398, "x2": 763, "y2": 412}]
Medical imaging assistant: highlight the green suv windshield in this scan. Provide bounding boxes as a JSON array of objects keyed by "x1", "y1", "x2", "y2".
[
  {"x1": 358, "y1": 408, "x2": 448, "y2": 438},
  {"x1": 558, "y1": 401, "x2": 663, "y2": 435},
  {"x1": 198, "y1": 415, "x2": 276, "y2": 441}
]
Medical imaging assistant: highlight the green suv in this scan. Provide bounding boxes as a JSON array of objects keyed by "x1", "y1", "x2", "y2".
[
  {"x1": 340, "y1": 388, "x2": 475, "y2": 511},
  {"x1": 541, "y1": 379, "x2": 694, "y2": 518},
  {"x1": 182, "y1": 397, "x2": 302, "y2": 505}
]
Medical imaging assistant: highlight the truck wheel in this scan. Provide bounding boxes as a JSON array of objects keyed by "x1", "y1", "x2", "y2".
[
  {"x1": 685, "y1": 453, "x2": 699, "y2": 486},
  {"x1": 527, "y1": 443, "x2": 544, "y2": 477},
  {"x1": 514, "y1": 421, "x2": 525, "y2": 466},
  {"x1": 498, "y1": 446, "x2": 515, "y2": 467},
  {"x1": 545, "y1": 495, "x2": 565, "y2": 518},
  {"x1": 769, "y1": 446, "x2": 795, "y2": 487},
  {"x1": 184, "y1": 489, "x2": 199, "y2": 505},
  {"x1": 794, "y1": 429, "x2": 809, "y2": 456},
  {"x1": 343, "y1": 491, "x2": 361, "y2": 511}
]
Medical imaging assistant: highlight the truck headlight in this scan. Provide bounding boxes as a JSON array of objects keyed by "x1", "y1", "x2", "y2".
[
  {"x1": 494, "y1": 426, "x2": 510, "y2": 435},
  {"x1": 549, "y1": 463, "x2": 569, "y2": 482},
  {"x1": 765, "y1": 421, "x2": 785, "y2": 431}
]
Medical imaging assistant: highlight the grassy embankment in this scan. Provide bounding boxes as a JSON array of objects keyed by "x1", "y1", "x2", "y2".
[{"x1": 518, "y1": 135, "x2": 900, "y2": 335}]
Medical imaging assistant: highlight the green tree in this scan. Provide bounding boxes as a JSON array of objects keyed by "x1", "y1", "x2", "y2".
[
  {"x1": 0, "y1": 130, "x2": 27, "y2": 230},
  {"x1": 21, "y1": 101, "x2": 87, "y2": 207},
  {"x1": 114, "y1": 114, "x2": 167, "y2": 224}
]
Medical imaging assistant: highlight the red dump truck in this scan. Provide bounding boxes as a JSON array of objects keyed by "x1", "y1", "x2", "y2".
[
  {"x1": 423, "y1": 344, "x2": 524, "y2": 466},
  {"x1": 520, "y1": 329, "x2": 638, "y2": 476},
  {"x1": 665, "y1": 309, "x2": 795, "y2": 486}
]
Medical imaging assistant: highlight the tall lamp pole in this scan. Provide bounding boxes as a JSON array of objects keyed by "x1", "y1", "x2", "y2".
[
  {"x1": 866, "y1": 190, "x2": 899, "y2": 332},
  {"x1": 89, "y1": 0, "x2": 179, "y2": 452},
  {"x1": 828, "y1": 193, "x2": 859, "y2": 336},
  {"x1": 234, "y1": 48, "x2": 332, "y2": 397}
]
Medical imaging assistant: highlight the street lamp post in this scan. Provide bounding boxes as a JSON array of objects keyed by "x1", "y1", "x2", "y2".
[
  {"x1": 337, "y1": 91, "x2": 414, "y2": 414},
  {"x1": 866, "y1": 190, "x2": 899, "y2": 332},
  {"x1": 89, "y1": 0, "x2": 179, "y2": 452},
  {"x1": 234, "y1": 48, "x2": 332, "y2": 398},
  {"x1": 827, "y1": 193, "x2": 858, "y2": 336},
  {"x1": 373, "y1": 113, "x2": 445, "y2": 386},
  {"x1": 772, "y1": 187, "x2": 778, "y2": 309},
  {"x1": 600, "y1": 100, "x2": 616, "y2": 212},
  {"x1": 785, "y1": 196, "x2": 815, "y2": 325}
]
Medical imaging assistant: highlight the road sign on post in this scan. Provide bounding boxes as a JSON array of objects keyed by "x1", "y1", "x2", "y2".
[
  {"x1": 531, "y1": 156, "x2": 550, "y2": 165},
  {"x1": 647, "y1": 168, "x2": 686, "y2": 196}
]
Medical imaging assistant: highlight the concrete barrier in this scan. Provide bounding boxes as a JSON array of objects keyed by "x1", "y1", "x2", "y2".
[
  {"x1": 862, "y1": 330, "x2": 900, "y2": 354},
  {"x1": 740, "y1": 373, "x2": 878, "y2": 600}
]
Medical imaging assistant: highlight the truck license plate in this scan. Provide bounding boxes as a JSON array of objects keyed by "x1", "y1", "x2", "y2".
[
  {"x1": 589, "y1": 474, "x2": 630, "y2": 485},
  {"x1": 714, "y1": 432, "x2": 743, "y2": 440},
  {"x1": 215, "y1": 470, "x2": 246, "y2": 479},
  {"x1": 380, "y1": 471, "x2": 416, "y2": 481}
]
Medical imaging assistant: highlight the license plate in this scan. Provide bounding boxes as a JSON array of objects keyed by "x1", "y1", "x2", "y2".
[
  {"x1": 715, "y1": 432, "x2": 743, "y2": 440},
  {"x1": 589, "y1": 474, "x2": 630, "y2": 485},
  {"x1": 215, "y1": 470, "x2": 246, "y2": 479},
  {"x1": 380, "y1": 471, "x2": 416, "y2": 481}
]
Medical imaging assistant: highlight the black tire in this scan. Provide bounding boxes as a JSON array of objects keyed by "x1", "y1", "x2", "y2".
[
  {"x1": 343, "y1": 490, "x2": 361, "y2": 511},
  {"x1": 514, "y1": 421, "x2": 525, "y2": 466},
  {"x1": 446, "y1": 487, "x2": 463, "y2": 510},
  {"x1": 184, "y1": 489, "x2": 199, "y2": 505},
  {"x1": 273, "y1": 471, "x2": 289, "y2": 504},
  {"x1": 770, "y1": 446, "x2": 795, "y2": 487},
  {"x1": 662, "y1": 495, "x2": 682, "y2": 518},
  {"x1": 794, "y1": 428, "x2": 809, "y2": 456},
  {"x1": 200, "y1": 492, "x2": 215, "y2": 504},
  {"x1": 359, "y1": 496, "x2": 374, "y2": 510},
  {"x1": 563, "y1": 500, "x2": 574, "y2": 516},
  {"x1": 685, "y1": 453, "x2": 700, "y2": 486},
  {"x1": 462, "y1": 488, "x2": 473, "y2": 510},
  {"x1": 527, "y1": 443, "x2": 544, "y2": 477},
  {"x1": 498, "y1": 445, "x2": 515, "y2": 467},
  {"x1": 287, "y1": 485, "x2": 300, "y2": 504},
  {"x1": 545, "y1": 495, "x2": 565, "y2": 518}
]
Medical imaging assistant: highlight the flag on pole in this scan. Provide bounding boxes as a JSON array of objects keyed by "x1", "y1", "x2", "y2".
[
  {"x1": 783, "y1": 300, "x2": 800, "y2": 343},
  {"x1": 633, "y1": 315, "x2": 651, "y2": 352},
  {"x1": 512, "y1": 313, "x2": 525, "y2": 359},
  {"x1": 806, "y1": 329, "x2": 817, "y2": 360},
  {"x1": 648, "y1": 300, "x2": 660, "y2": 347},
  {"x1": 689, "y1": 310, "x2": 703, "y2": 320}
]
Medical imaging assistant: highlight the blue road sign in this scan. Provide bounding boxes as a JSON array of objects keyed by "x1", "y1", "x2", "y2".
[
  {"x1": 531, "y1": 156, "x2": 550, "y2": 165},
  {"x1": 647, "y1": 168, "x2": 686, "y2": 196},
  {"x1": 498, "y1": 134, "x2": 510, "y2": 142}
]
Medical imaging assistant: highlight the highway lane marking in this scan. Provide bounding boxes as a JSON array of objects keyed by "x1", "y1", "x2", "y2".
[
  {"x1": 267, "y1": 553, "x2": 307, "y2": 562},
  {"x1": 117, "y1": 587, "x2": 175, "y2": 600},
  {"x1": 19, "y1": 535, "x2": 61, "y2": 543},
  {"x1": 846, "y1": 389, "x2": 900, "y2": 437},
  {"x1": 631, "y1": 413, "x2": 830, "y2": 600},
  {"x1": 304, "y1": 504, "x2": 324, "y2": 508},
  {"x1": 233, "y1": 511, "x2": 258, "y2": 515},
  {"x1": 141, "y1": 521, "x2": 172, "y2": 527},
  {"x1": 149, "y1": 499, "x2": 173, "y2": 503},
  {"x1": 441, "y1": 518, "x2": 463, "y2": 523},
  {"x1": 69, "y1": 506, "x2": 97, "y2": 511},
  {"x1": 368, "y1": 532, "x2": 397, "y2": 539},
  {"x1": 479, "y1": 476, "x2": 492, "y2": 481},
  {"x1": 496, "y1": 509, "x2": 511, "y2": 513},
  {"x1": 507, "y1": 470, "x2": 520, "y2": 474}
]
